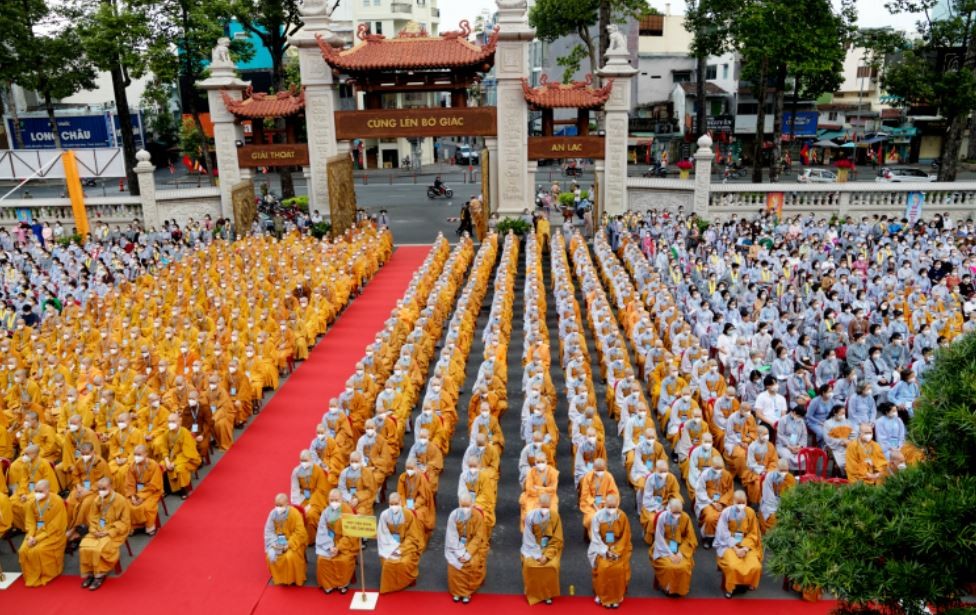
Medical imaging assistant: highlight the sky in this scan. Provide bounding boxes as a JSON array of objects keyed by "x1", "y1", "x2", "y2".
[{"x1": 439, "y1": 0, "x2": 924, "y2": 35}]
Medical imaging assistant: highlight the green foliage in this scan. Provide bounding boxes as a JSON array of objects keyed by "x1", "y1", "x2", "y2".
[
  {"x1": 530, "y1": 0, "x2": 650, "y2": 79},
  {"x1": 142, "y1": 79, "x2": 179, "y2": 144},
  {"x1": 695, "y1": 218, "x2": 710, "y2": 233},
  {"x1": 57, "y1": 233, "x2": 84, "y2": 247},
  {"x1": 309, "y1": 221, "x2": 331, "y2": 240},
  {"x1": 495, "y1": 217, "x2": 532, "y2": 236},
  {"x1": 909, "y1": 332, "x2": 976, "y2": 474},
  {"x1": 179, "y1": 119, "x2": 206, "y2": 162},
  {"x1": 557, "y1": 44, "x2": 590, "y2": 83},
  {"x1": 72, "y1": 0, "x2": 152, "y2": 79},
  {"x1": 282, "y1": 196, "x2": 309, "y2": 212},
  {"x1": 231, "y1": 0, "x2": 303, "y2": 90},
  {"x1": 558, "y1": 192, "x2": 576, "y2": 208},
  {"x1": 873, "y1": 0, "x2": 976, "y2": 180},
  {"x1": 768, "y1": 332, "x2": 976, "y2": 613}
]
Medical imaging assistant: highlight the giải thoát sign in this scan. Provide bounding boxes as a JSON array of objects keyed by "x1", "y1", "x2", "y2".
[{"x1": 237, "y1": 144, "x2": 310, "y2": 168}]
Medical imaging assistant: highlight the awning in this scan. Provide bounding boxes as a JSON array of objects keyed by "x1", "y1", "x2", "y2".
[
  {"x1": 861, "y1": 135, "x2": 887, "y2": 145},
  {"x1": 818, "y1": 129, "x2": 847, "y2": 140},
  {"x1": 813, "y1": 139, "x2": 839, "y2": 148}
]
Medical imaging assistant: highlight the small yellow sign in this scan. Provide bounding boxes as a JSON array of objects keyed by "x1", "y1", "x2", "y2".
[{"x1": 342, "y1": 514, "x2": 377, "y2": 538}]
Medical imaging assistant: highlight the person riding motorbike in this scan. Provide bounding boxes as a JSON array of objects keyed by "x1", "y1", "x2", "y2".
[{"x1": 433, "y1": 175, "x2": 445, "y2": 195}]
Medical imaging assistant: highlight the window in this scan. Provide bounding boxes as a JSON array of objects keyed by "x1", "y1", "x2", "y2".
[
  {"x1": 737, "y1": 102, "x2": 758, "y2": 115},
  {"x1": 705, "y1": 65, "x2": 717, "y2": 80},
  {"x1": 650, "y1": 75, "x2": 661, "y2": 79},
  {"x1": 722, "y1": 64, "x2": 729, "y2": 79},
  {"x1": 639, "y1": 14, "x2": 664, "y2": 36},
  {"x1": 673, "y1": 70, "x2": 691, "y2": 83},
  {"x1": 856, "y1": 65, "x2": 878, "y2": 78},
  {"x1": 374, "y1": 21, "x2": 383, "y2": 34},
  {"x1": 828, "y1": 111, "x2": 838, "y2": 121}
]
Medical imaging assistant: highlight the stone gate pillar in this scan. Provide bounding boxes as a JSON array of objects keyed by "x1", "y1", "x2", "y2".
[
  {"x1": 289, "y1": 1, "x2": 343, "y2": 215},
  {"x1": 494, "y1": 0, "x2": 534, "y2": 215},
  {"x1": 598, "y1": 30, "x2": 637, "y2": 216},
  {"x1": 197, "y1": 38, "x2": 249, "y2": 220}
]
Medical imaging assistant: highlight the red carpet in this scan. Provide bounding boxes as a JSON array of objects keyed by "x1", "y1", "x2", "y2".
[
  {"x1": 1, "y1": 246, "x2": 431, "y2": 614},
  {"x1": 255, "y1": 587, "x2": 836, "y2": 614}
]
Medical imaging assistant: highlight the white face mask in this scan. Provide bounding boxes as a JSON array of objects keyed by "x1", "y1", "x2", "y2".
[
  {"x1": 897, "y1": 463, "x2": 907, "y2": 470},
  {"x1": 118, "y1": 422, "x2": 128, "y2": 430},
  {"x1": 81, "y1": 454, "x2": 93, "y2": 462},
  {"x1": 34, "y1": 491, "x2": 47, "y2": 501},
  {"x1": 861, "y1": 433, "x2": 873, "y2": 442},
  {"x1": 329, "y1": 501, "x2": 340, "y2": 510},
  {"x1": 350, "y1": 462, "x2": 361, "y2": 470},
  {"x1": 366, "y1": 429, "x2": 376, "y2": 437},
  {"x1": 134, "y1": 455, "x2": 145, "y2": 464},
  {"x1": 389, "y1": 505, "x2": 402, "y2": 514},
  {"x1": 535, "y1": 462, "x2": 546, "y2": 471},
  {"x1": 702, "y1": 443, "x2": 712, "y2": 452},
  {"x1": 406, "y1": 469, "x2": 415, "y2": 477},
  {"x1": 275, "y1": 505, "x2": 288, "y2": 515},
  {"x1": 300, "y1": 461, "x2": 312, "y2": 470},
  {"x1": 68, "y1": 424, "x2": 80, "y2": 433},
  {"x1": 587, "y1": 436, "x2": 597, "y2": 445},
  {"x1": 168, "y1": 422, "x2": 179, "y2": 431},
  {"x1": 736, "y1": 503, "x2": 747, "y2": 513},
  {"x1": 99, "y1": 489, "x2": 111, "y2": 498}
]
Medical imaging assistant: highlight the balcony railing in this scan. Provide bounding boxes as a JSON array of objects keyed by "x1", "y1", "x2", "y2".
[{"x1": 391, "y1": 2, "x2": 413, "y2": 13}]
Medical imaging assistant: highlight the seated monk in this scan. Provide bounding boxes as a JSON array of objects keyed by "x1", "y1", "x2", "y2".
[
  {"x1": 587, "y1": 494, "x2": 632, "y2": 608},
  {"x1": 18, "y1": 479, "x2": 67, "y2": 587},
  {"x1": 124, "y1": 444, "x2": 164, "y2": 535},
  {"x1": 315, "y1": 489, "x2": 357, "y2": 594},
  {"x1": 397, "y1": 459, "x2": 436, "y2": 543},
  {"x1": 377, "y1": 493, "x2": 425, "y2": 594},
  {"x1": 521, "y1": 493, "x2": 563, "y2": 606},
  {"x1": 694, "y1": 456, "x2": 734, "y2": 549},
  {"x1": 445, "y1": 492, "x2": 490, "y2": 604},
  {"x1": 263, "y1": 492, "x2": 307, "y2": 586},
  {"x1": 337, "y1": 452, "x2": 377, "y2": 516},
  {"x1": 153, "y1": 413, "x2": 202, "y2": 499},
  {"x1": 714, "y1": 490, "x2": 763, "y2": 598},
  {"x1": 290, "y1": 449, "x2": 330, "y2": 543},
  {"x1": 758, "y1": 459, "x2": 796, "y2": 534},
  {"x1": 7, "y1": 444, "x2": 58, "y2": 531},
  {"x1": 638, "y1": 460, "x2": 682, "y2": 534},
  {"x1": 578, "y1": 458, "x2": 619, "y2": 534},
  {"x1": 79, "y1": 477, "x2": 132, "y2": 591},
  {"x1": 846, "y1": 423, "x2": 888, "y2": 485},
  {"x1": 64, "y1": 441, "x2": 109, "y2": 549},
  {"x1": 649, "y1": 497, "x2": 697, "y2": 597}
]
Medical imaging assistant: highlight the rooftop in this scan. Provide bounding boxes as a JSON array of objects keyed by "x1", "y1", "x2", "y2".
[
  {"x1": 678, "y1": 81, "x2": 728, "y2": 96},
  {"x1": 317, "y1": 21, "x2": 498, "y2": 73},
  {"x1": 521, "y1": 75, "x2": 614, "y2": 109},
  {"x1": 221, "y1": 87, "x2": 305, "y2": 119}
]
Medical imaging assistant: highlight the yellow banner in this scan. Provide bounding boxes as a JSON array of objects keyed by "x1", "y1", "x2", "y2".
[
  {"x1": 341, "y1": 514, "x2": 377, "y2": 538},
  {"x1": 62, "y1": 150, "x2": 90, "y2": 239}
]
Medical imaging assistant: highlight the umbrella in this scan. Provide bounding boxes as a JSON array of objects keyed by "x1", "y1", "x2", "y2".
[
  {"x1": 813, "y1": 139, "x2": 839, "y2": 148},
  {"x1": 840, "y1": 142, "x2": 857, "y2": 149}
]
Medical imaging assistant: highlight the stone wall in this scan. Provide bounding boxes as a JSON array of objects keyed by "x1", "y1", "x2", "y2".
[{"x1": 154, "y1": 187, "x2": 222, "y2": 227}]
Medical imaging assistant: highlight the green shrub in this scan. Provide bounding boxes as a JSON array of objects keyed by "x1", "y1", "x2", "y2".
[
  {"x1": 282, "y1": 196, "x2": 309, "y2": 212},
  {"x1": 309, "y1": 221, "x2": 332, "y2": 239},
  {"x1": 56, "y1": 233, "x2": 83, "y2": 247},
  {"x1": 495, "y1": 217, "x2": 532, "y2": 236}
]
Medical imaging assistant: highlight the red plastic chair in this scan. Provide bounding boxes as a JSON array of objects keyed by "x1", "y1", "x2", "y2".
[{"x1": 798, "y1": 447, "x2": 829, "y2": 481}]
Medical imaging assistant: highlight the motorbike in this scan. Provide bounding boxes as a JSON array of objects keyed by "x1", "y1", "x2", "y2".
[
  {"x1": 642, "y1": 164, "x2": 667, "y2": 178},
  {"x1": 564, "y1": 165, "x2": 583, "y2": 177},
  {"x1": 426, "y1": 184, "x2": 454, "y2": 199}
]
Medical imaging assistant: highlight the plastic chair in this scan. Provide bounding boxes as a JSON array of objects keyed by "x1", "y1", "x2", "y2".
[
  {"x1": 798, "y1": 447, "x2": 829, "y2": 480},
  {"x1": 826, "y1": 477, "x2": 849, "y2": 486}
]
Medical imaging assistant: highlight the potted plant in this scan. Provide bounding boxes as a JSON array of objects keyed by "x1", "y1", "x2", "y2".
[
  {"x1": 495, "y1": 217, "x2": 532, "y2": 237},
  {"x1": 676, "y1": 159, "x2": 693, "y2": 180},
  {"x1": 833, "y1": 158, "x2": 855, "y2": 183}
]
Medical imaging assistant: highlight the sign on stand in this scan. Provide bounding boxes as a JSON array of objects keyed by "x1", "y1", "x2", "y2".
[{"x1": 342, "y1": 514, "x2": 379, "y2": 610}]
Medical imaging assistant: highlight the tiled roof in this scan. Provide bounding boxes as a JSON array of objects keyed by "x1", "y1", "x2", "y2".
[
  {"x1": 222, "y1": 87, "x2": 305, "y2": 119},
  {"x1": 678, "y1": 81, "x2": 728, "y2": 96},
  {"x1": 317, "y1": 21, "x2": 498, "y2": 72},
  {"x1": 520, "y1": 75, "x2": 614, "y2": 109}
]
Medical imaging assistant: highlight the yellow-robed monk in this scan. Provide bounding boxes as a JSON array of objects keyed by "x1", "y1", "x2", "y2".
[
  {"x1": 521, "y1": 494, "x2": 563, "y2": 606},
  {"x1": 18, "y1": 479, "x2": 67, "y2": 587},
  {"x1": 79, "y1": 477, "x2": 132, "y2": 590},
  {"x1": 649, "y1": 498, "x2": 697, "y2": 597},
  {"x1": 264, "y1": 493, "x2": 308, "y2": 586}
]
